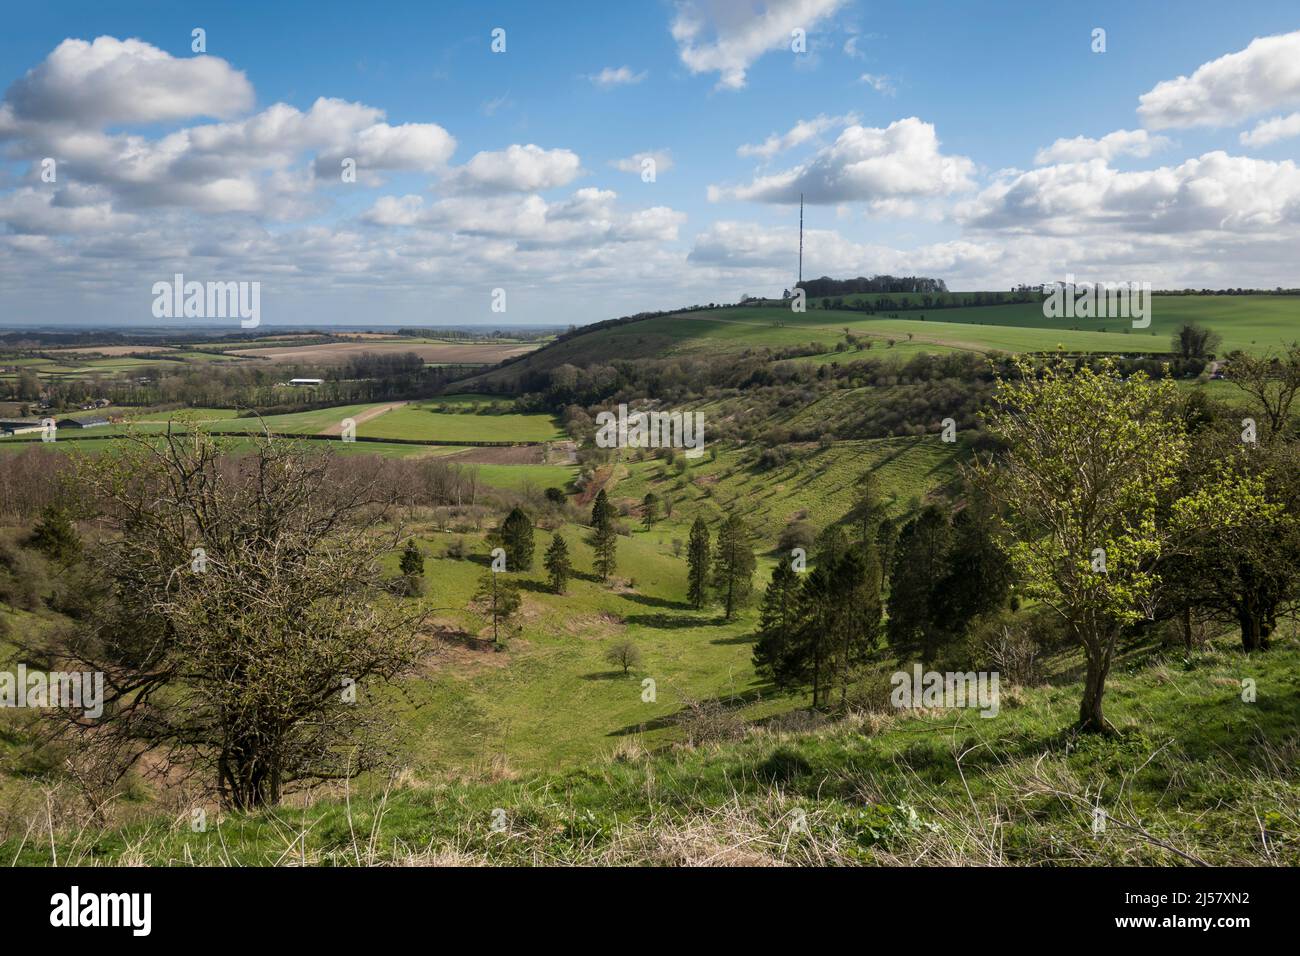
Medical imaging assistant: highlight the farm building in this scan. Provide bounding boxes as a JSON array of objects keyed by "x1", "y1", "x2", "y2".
[
  {"x1": 287, "y1": 378, "x2": 324, "y2": 386},
  {"x1": 56, "y1": 416, "x2": 110, "y2": 429},
  {"x1": 0, "y1": 418, "x2": 46, "y2": 436}
]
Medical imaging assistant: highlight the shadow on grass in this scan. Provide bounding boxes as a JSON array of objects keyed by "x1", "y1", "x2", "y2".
[
  {"x1": 619, "y1": 591, "x2": 693, "y2": 612},
  {"x1": 605, "y1": 684, "x2": 774, "y2": 737},
  {"x1": 710, "y1": 629, "x2": 756, "y2": 645},
  {"x1": 624, "y1": 612, "x2": 730, "y2": 630},
  {"x1": 515, "y1": 578, "x2": 559, "y2": 595},
  {"x1": 427, "y1": 625, "x2": 496, "y2": 654}
]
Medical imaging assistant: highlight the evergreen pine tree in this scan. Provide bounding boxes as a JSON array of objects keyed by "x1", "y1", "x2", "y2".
[
  {"x1": 499, "y1": 507, "x2": 535, "y2": 571},
  {"x1": 590, "y1": 489, "x2": 614, "y2": 530},
  {"x1": 711, "y1": 514, "x2": 756, "y2": 619},
  {"x1": 544, "y1": 532, "x2": 572, "y2": 594},
  {"x1": 753, "y1": 560, "x2": 802, "y2": 680},
  {"x1": 686, "y1": 516, "x2": 711, "y2": 609},
  {"x1": 474, "y1": 570, "x2": 521, "y2": 650},
  {"x1": 641, "y1": 492, "x2": 659, "y2": 530},
  {"x1": 31, "y1": 504, "x2": 81, "y2": 566}
]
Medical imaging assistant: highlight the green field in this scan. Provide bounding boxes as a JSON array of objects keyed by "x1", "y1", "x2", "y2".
[
  {"x1": 208, "y1": 403, "x2": 383, "y2": 435},
  {"x1": 357, "y1": 402, "x2": 564, "y2": 443},
  {"x1": 813, "y1": 293, "x2": 1300, "y2": 355}
]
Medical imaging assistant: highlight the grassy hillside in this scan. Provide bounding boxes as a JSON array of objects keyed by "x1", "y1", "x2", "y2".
[
  {"x1": 377, "y1": 435, "x2": 959, "y2": 774},
  {"x1": 466, "y1": 296, "x2": 1300, "y2": 389},
  {"x1": 8, "y1": 628, "x2": 1295, "y2": 866}
]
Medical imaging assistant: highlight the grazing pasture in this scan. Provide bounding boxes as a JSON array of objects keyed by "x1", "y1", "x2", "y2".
[{"x1": 357, "y1": 401, "x2": 564, "y2": 443}]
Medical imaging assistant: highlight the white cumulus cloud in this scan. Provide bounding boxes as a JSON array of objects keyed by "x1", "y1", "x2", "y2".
[
  {"x1": 737, "y1": 113, "x2": 855, "y2": 159},
  {"x1": 444, "y1": 144, "x2": 582, "y2": 194},
  {"x1": 1, "y1": 36, "x2": 253, "y2": 126},
  {"x1": 1137, "y1": 30, "x2": 1300, "y2": 129},
  {"x1": 711, "y1": 117, "x2": 975, "y2": 204},
  {"x1": 671, "y1": 0, "x2": 848, "y2": 91},
  {"x1": 1240, "y1": 112, "x2": 1300, "y2": 147},
  {"x1": 1034, "y1": 129, "x2": 1170, "y2": 165}
]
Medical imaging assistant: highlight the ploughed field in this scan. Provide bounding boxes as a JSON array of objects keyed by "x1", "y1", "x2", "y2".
[{"x1": 224, "y1": 341, "x2": 538, "y2": 365}]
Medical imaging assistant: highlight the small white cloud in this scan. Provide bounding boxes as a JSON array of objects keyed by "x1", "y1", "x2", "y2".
[
  {"x1": 671, "y1": 0, "x2": 848, "y2": 91},
  {"x1": 481, "y1": 93, "x2": 511, "y2": 116},
  {"x1": 1240, "y1": 112, "x2": 1300, "y2": 147},
  {"x1": 611, "y1": 150, "x2": 674, "y2": 175},
  {"x1": 1034, "y1": 129, "x2": 1169, "y2": 165},
  {"x1": 444, "y1": 144, "x2": 582, "y2": 194},
  {"x1": 859, "y1": 73, "x2": 895, "y2": 96},
  {"x1": 586, "y1": 66, "x2": 647, "y2": 87},
  {"x1": 738, "y1": 113, "x2": 856, "y2": 159}
]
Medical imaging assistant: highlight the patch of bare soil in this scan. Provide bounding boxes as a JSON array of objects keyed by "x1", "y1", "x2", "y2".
[
  {"x1": 445, "y1": 445, "x2": 544, "y2": 465},
  {"x1": 415, "y1": 623, "x2": 511, "y2": 673},
  {"x1": 226, "y1": 342, "x2": 538, "y2": 364},
  {"x1": 562, "y1": 611, "x2": 627, "y2": 639},
  {"x1": 577, "y1": 465, "x2": 615, "y2": 506},
  {"x1": 47, "y1": 345, "x2": 178, "y2": 356}
]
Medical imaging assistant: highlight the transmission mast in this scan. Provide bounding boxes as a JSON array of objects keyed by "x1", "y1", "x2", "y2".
[{"x1": 798, "y1": 193, "x2": 804, "y2": 286}]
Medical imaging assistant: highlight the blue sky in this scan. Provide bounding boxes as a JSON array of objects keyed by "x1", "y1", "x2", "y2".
[{"x1": 1, "y1": 0, "x2": 1299, "y2": 326}]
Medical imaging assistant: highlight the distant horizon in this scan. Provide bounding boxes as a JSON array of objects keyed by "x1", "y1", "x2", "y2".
[
  {"x1": 3, "y1": 285, "x2": 1299, "y2": 336},
  {"x1": 0, "y1": 322, "x2": 569, "y2": 332}
]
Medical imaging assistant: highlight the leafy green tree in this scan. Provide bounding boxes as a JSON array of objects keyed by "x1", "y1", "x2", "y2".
[
  {"x1": 544, "y1": 532, "x2": 572, "y2": 595},
  {"x1": 1171, "y1": 322, "x2": 1222, "y2": 361},
  {"x1": 974, "y1": 357, "x2": 1187, "y2": 732},
  {"x1": 1225, "y1": 343, "x2": 1300, "y2": 437},
  {"x1": 49, "y1": 426, "x2": 424, "y2": 810},
  {"x1": 604, "y1": 639, "x2": 642, "y2": 675},
  {"x1": 1162, "y1": 344, "x2": 1300, "y2": 651},
  {"x1": 712, "y1": 514, "x2": 756, "y2": 620},
  {"x1": 1171, "y1": 446, "x2": 1299, "y2": 651},
  {"x1": 686, "y1": 516, "x2": 711, "y2": 609},
  {"x1": 498, "y1": 507, "x2": 535, "y2": 572},
  {"x1": 641, "y1": 492, "x2": 660, "y2": 530}
]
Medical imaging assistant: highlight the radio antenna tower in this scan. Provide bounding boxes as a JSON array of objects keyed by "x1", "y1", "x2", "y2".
[{"x1": 797, "y1": 193, "x2": 804, "y2": 286}]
